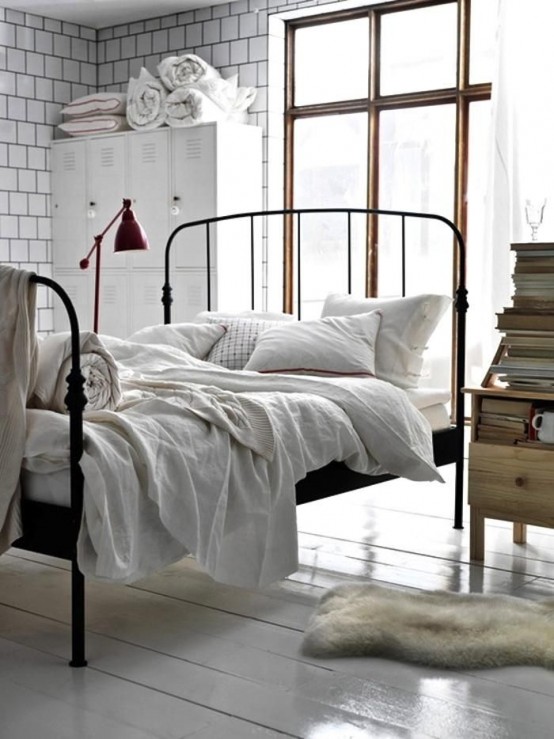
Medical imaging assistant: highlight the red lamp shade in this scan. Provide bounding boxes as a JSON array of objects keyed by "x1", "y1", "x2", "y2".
[{"x1": 114, "y1": 204, "x2": 150, "y2": 253}]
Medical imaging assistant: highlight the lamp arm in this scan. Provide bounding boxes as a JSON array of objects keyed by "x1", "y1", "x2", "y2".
[
  {"x1": 79, "y1": 199, "x2": 132, "y2": 333},
  {"x1": 78, "y1": 198, "x2": 146, "y2": 335},
  {"x1": 80, "y1": 199, "x2": 132, "y2": 267}
]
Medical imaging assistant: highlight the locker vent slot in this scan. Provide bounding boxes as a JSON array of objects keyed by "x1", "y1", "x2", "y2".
[
  {"x1": 65, "y1": 284, "x2": 79, "y2": 301},
  {"x1": 62, "y1": 151, "x2": 77, "y2": 172},
  {"x1": 144, "y1": 285, "x2": 158, "y2": 305},
  {"x1": 100, "y1": 147, "x2": 115, "y2": 168},
  {"x1": 141, "y1": 142, "x2": 157, "y2": 164},
  {"x1": 185, "y1": 138, "x2": 202, "y2": 160},
  {"x1": 102, "y1": 285, "x2": 118, "y2": 305},
  {"x1": 186, "y1": 284, "x2": 203, "y2": 307}
]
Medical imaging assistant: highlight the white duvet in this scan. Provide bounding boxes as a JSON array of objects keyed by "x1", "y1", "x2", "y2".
[{"x1": 23, "y1": 339, "x2": 442, "y2": 588}]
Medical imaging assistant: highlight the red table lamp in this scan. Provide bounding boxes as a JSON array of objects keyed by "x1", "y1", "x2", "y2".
[{"x1": 79, "y1": 198, "x2": 149, "y2": 333}]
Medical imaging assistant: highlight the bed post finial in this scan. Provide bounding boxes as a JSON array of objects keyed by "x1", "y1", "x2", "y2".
[
  {"x1": 162, "y1": 282, "x2": 173, "y2": 324},
  {"x1": 454, "y1": 286, "x2": 469, "y2": 314}
]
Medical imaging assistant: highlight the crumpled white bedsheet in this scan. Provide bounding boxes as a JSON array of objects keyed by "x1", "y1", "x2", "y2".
[{"x1": 23, "y1": 339, "x2": 442, "y2": 588}]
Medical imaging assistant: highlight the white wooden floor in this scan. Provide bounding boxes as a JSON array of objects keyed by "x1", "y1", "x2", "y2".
[{"x1": 2, "y1": 463, "x2": 554, "y2": 739}]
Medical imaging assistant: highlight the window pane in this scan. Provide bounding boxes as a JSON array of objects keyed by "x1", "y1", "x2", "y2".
[
  {"x1": 293, "y1": 114, "x2": 368, "y2": 316},
  {"x1": 378, "y1": 104, "x2": 456, "y2": 389},
  {"x1": 294, "y1": 114, "x2": 368, "y2": 208},
  {"x1": 294, "y1": 19, "x2": 369, "y2": 106},
  {"x1": 469, "y1": 0, "x2": 499, "y2": 85},
  {"x1": 380, "y1": 4, "x2": 457, "y2": 95}
]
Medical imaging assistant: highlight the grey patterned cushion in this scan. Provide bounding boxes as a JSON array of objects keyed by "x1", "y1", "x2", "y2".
[{"x1": 205, "y1": 317, "x2": 289, "y2": 370}]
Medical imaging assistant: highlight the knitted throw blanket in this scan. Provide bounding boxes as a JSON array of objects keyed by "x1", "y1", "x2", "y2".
[{"x1": 0, "y1": 266, "x2": 37, "y2": 551}]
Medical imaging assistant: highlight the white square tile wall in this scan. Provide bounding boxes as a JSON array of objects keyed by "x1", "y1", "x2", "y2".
[
  {"x1": 0, "y1": 6, "x2": 96, "y2": 332},
  {"x1": 1, "y1": 0, "x2": 338, "y2": 327}
]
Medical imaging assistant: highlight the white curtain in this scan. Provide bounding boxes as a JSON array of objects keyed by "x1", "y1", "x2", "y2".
[{"x1": 477, "y1": 0, "x2": 554, "y2": 378}]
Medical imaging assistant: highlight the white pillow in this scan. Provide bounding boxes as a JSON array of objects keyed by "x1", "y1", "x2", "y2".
[
  {"x1": 58, "y1": 115, "x2": 130, "y2": 137},
  {"x1": 205, "y1": 317, "x2": 289, "y2": 370},
  {"x1": 243, "y1": 312, "x2": 381, "y2": 377},
  {"x1": 321, "y1": 293, "x2": 451, "y2": 389},
  {"x1": 127, "y1": 322, "x2": 226, "y2": 358},
  {"x1": 194, "y1": 309, "x2": 295, "y2": 323},
  {"x1": 61, "y1": 92, "x2": 127, "y2": 117}
]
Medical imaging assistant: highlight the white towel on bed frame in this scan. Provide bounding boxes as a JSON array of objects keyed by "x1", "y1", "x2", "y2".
[{"x1": 0, "y1": 266, "x2": 37, "y2": 551}]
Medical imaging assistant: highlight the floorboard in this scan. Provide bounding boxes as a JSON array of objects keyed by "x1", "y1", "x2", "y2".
[{"x1": 2, "y1": 463, "x2": 554, "y2": 738}]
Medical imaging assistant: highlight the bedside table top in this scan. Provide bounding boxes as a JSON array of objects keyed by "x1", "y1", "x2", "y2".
[{"x1": 463, "y1": 385, "x2": 554, "y2": 401}]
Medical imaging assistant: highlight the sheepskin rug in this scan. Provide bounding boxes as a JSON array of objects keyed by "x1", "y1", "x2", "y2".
[{"x1": 302, "y1": 584, "x2": 554, "y2": 669}]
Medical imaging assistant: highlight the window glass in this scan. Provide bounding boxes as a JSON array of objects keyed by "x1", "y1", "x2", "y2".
[
  {"x1": 378, "y1": 104, "x2": 456, "y2": 389},
  {"x1": 294, "y1": 18, "x2": 369, "y2": 106},
  {"x1": 380, "y1": 3, "x2": 457, "y2": 95},
  {"x1": 378, "y1": 104, "x2": 456, "y2": 295},
  {"x1": 293, "y1": 114, "x2": 368, "y2": 315}
]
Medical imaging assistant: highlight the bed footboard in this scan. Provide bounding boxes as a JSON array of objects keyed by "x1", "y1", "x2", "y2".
[{"x1": 12, "y1": 275, "x2": 87, "y2": 667}]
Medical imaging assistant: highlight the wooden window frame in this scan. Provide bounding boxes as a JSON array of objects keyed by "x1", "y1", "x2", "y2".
[{"x1": 284, "y1": 0, "x2": 491, "y2": 311}]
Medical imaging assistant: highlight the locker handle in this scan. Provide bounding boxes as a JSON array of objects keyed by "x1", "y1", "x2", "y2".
[{"x1": 171, "y1": 196, "x2": 181, "y2": 216}]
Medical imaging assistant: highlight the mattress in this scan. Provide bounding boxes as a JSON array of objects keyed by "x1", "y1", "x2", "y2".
[
  {"x1": 21, "y1": 388, "x2": 451, "y2": 508},
  {"x1": 406, "y1": 387, "x2": 451, "y2": 432}
]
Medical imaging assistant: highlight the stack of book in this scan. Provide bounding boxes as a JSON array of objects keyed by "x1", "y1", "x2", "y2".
[
  {"x1": 492, "y1": 242, "x2": 554, "y2": 391},
  {"x1": 477, "y1": 397, "x2": 532, "y2": 445}
]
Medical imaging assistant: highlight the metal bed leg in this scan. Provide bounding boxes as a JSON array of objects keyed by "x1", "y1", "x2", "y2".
[
  {"x1": 453, "y1": 457, "x2": 464, "y2": 530},
  {"x1": 69, "y1": 558, "x2": 87, "y2": 667}
]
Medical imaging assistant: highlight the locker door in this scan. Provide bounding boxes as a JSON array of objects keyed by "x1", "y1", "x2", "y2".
[
  {"x1": 51, "y1": 141, "x2": 87, "y2": 268},
  {"x1": 127, "y1": 129, "x2": 171, "y2": 270},
  {"x1": 128, "y1": 270, "x2": 164, "y2": 334},
  {"x1": 214, "y1": 124, "x2": 263, "y2": 311},
  {"x1": 52, "y1": 271, "x2": 92, "y2": 333},
  {"x1": 86, "y1": 135, "x2": 127, "y2": 270},
  {"x1": 171, "y1": 126, "x2": 216, "y2": 269},
  {"x1": 129, "y1": 270, "x2": 211, "y2": 332},
  {"x1": 98, "y1": 271, "x2": 130, "y2": 337}
]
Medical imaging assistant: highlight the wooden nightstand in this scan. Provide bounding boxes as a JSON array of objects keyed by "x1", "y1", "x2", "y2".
[{"x1": 465, "y1": 385, "x2": 554, "y2": 561}]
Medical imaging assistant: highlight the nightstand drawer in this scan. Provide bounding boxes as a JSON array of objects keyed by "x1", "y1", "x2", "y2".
[{"x1": 468, "y1": 442, "x2": 554, "y2": 524}]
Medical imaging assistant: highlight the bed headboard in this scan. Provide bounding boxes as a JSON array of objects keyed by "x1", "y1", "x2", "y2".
[
  {"x1": 161, "y1": 205, "x2": 468, "y2": 468},
  {"x1": 162, "y1": 207, "x2": 466, "y2": 318}
]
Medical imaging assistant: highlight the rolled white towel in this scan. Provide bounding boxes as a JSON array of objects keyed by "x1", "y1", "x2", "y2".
[
  {"x1": 126, "y1": 67, "x2": 167, "y2": 130},
  {"x1": 165, "y1": 77, "x2": 257, "y2": 127},
  {"x1": 165, "y1": 85, "x2": 228, "y2": 128},
  {"x1": 157, "y1": 54, "x2": 220, "y2": 90},
  {"x1": 31, "y1": 331, "x2": 121, "y2": 413}
]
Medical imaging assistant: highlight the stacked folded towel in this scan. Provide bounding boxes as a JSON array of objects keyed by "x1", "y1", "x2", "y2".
[
  {"x1": 126, "y1": 54, "x2": 257, "y2": 131},
  {"x1": 58, "y1": 92, "x2": 130, "y2": 137}
]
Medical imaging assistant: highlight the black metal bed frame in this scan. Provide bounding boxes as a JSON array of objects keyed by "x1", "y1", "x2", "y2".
[
  {"x1": 162, "y1": 206, "x2": 468, "y2": 516},
  {"x1": 11, "y1": 206, "x2": 467, "y2": 668}
]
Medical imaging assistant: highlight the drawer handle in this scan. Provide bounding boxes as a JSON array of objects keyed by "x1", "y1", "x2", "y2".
[{"x1": 515, "y1": 476, "x2": 525, "y2": 488}]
